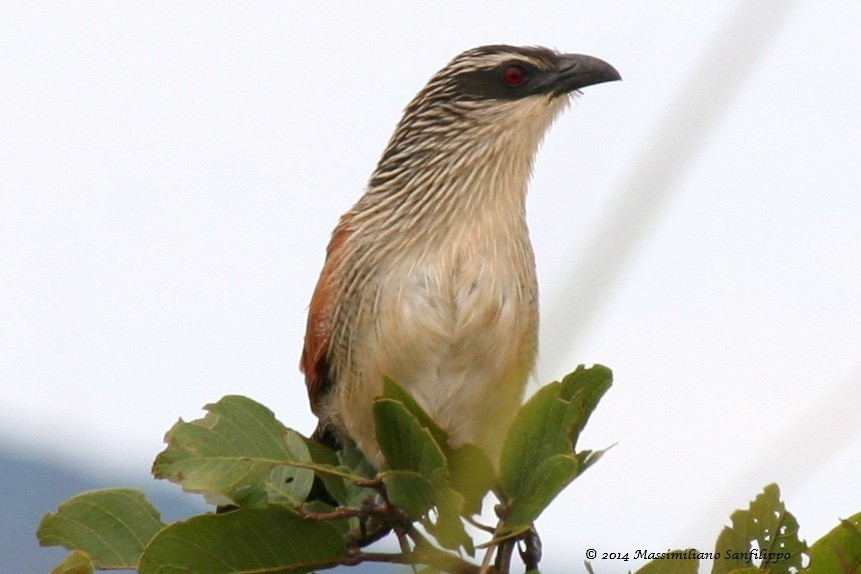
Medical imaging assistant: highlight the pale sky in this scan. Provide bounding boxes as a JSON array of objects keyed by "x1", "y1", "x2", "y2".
[{"x1": 2, "y1": 2, "x2": 859, "y2": 571}]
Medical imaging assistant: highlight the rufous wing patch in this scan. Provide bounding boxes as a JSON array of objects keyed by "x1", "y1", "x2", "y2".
[{"x1": 300, "y1": 213, "x2": 353, "y2": 414}]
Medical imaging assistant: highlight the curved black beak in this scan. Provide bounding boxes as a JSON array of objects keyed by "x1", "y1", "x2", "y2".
[{"x1": 551, "y1": 54, "x2": 621, "y2": 95}]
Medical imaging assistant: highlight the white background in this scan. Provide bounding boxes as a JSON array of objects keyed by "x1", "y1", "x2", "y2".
[{"x1": 2, "y1": 2, "x2": 859, "y2": 571}]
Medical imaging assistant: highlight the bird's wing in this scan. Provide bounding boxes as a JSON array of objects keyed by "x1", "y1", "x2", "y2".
[{"x1": 301, "y1": 214, "x2": 353, "y2": 414}]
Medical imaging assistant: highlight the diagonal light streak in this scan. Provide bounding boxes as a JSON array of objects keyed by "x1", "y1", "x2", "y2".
[
  {"x1": 537, "y1": 0, "x2": 861, "y2": 548},
  {"x1": 681, "y1": 365, "x2": 861, "y2": 544},
  {"x1": 539, "y1": 0, "x2": 802, "y2": 379}
]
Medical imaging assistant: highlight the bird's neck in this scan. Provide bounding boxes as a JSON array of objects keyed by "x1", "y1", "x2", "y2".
[{"x1": 352, "y1": 96, "x2": 568, "y2": 244}]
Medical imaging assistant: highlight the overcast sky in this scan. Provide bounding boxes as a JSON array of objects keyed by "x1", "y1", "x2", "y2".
[{"x1": 2, "y1": 1, "x2": 859, "y2": 571}]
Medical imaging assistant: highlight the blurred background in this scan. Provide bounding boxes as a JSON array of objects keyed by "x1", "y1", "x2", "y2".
[{"x1": 2, "y1": 1, "x2": 859, "y2": 571}]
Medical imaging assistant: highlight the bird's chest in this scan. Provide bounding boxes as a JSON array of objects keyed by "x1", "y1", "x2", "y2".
[{"x1": 367, "y1": 227, "x2": 538, "y2": 398}]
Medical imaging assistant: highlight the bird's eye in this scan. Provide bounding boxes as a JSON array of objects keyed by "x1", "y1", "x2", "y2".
[{"x1": 501, "y1": 65, "x2": 527, "y2": 87}]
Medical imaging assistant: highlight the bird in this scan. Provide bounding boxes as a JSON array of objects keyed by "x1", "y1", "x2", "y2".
[{"x1": 301, "y1": 45, "x2": 619, "y2": 468}]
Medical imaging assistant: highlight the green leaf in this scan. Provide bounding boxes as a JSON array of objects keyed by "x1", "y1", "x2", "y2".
[
  {"x1": 337, "y1": 438, "x2": 378, "y2": 480},
  {"x1": 374, "y1": 398, "x2": 447, "y2": 482},
  {"x1": 496, "y1": 365, "x2": 610, "y2": 531},
  {"x1": 634, "y1": 549, "x2": 699, "y2": 573},
  {"x1": 499, "y1": 365, "x2": 611, "y2": 500},
  {"x1": 503, "y1": 454, "x2": 581, "y2": 530},
  {"x1": 424, "y1": 487, "x2": 472, "y2": 553},
  {"x1": 50, "y1": 550, "x2": 94, "y2": 574},
  {"x1": 302, "y1": 435, "x2": 351, "y2": 504},
  {"x1": 382, "y1": 470, "x2": 437, "y2": 518},
  {"x1": 38, "y1": 488, "x2": 165, "y2": 569},
  {"x1": 382, "y1": 377, "x2": 449, "y2": 448},
  {"x1": 373, "y1": 388, "x2": 476, "y2": 552},
  {"x1": 152, "y1": 395, "x2": 318, "y2": 507},
  {"x1": 499, "y1": 382, "x2": 566, "y2": 496},
  {"x1": 381, "y1": 469, "x2": 472, "y2": 553},
  {"x1": 559, "y1": 364, "x2": 613, "y2": 448},
  {"x1": 447, "y1": 443, "x2": 495, "y2": 515},
  {"x1": 265, "y1": 464, "x2": 314, "y2": 505},
  {"x1": 288, "y1": 436, "x2": 379, "y2": 507},
  {"x1": 382, "y1": 378, "x2": 494, "y2": 513},
  {"x1": 138, "y1": 505, "x2": 347, "y2": 574},
  {"x1": 334, "y1": 440, "x2": 380, "y2": 507},
  {"x1": 576, "y1": 447, "x2": 612, "y2": 474},
  {"x1": 711, "y1": 483, "x2": 806, "y2": 574},
  {"x1": 806, "y1": 512, "x2": 861, "y2": 573}
]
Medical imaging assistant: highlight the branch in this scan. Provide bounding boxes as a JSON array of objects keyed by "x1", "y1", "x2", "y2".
[
  {"x1": 333, "y1": 546, "x2": 498, "y2": 574},
  {"x1": 298, "y1": 505, "x2": 364, "y2": 521}
]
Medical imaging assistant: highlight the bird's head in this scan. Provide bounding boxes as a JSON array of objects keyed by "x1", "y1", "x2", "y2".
[
  {"x1": 411, "y1": 45, "x2": 620, "y2": 110},
  {"x1": 369, "y1": 45, "x2": 620, "y2": 199}
]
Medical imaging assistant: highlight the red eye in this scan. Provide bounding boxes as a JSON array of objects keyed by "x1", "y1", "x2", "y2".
[{"x1": 501, "y1": 65, "x2": 527, "y2": 87}]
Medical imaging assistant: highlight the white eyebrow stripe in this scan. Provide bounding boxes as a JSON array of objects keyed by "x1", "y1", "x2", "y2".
[{"x1": 448, "y1": 51, "x2": 555, "y2": 74}]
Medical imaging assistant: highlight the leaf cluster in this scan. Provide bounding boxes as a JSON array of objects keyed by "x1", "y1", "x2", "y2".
[
  {"x1": 38, "y1": 365, "x2": 613, "y2": 573},
  {"x1": 37, "y1": 365, "x2": 861, "y2": 574}
]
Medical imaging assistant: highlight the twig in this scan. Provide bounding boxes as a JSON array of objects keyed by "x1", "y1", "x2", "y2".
[
  {"x1": 495, "y1": 538, "x2": 515, "y2": 573},
  {"x1": 479, "y1": 543, "x2": 496, "y2": 574},
  {"x1": 304, "y1": 474, "x2": 497, "y2": 573},
  {"x1": 345, "y1": 521, "x2": 392, "y2": 548},
  {"x1": 333, "y1": 546, "x2": 496, "y2": 574},
  {"x1": 298, "y1": 504, "x2": 363, "y2": 521},
  {"x1": 518, "y1": 525, "x2": 542, "y2": 571},
  {"x1": 354, "y1": 477, "x2": 385, "y2": 493},
  {"x1": 465, "y1": 515, "x2": 496, "y2": 534}
]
